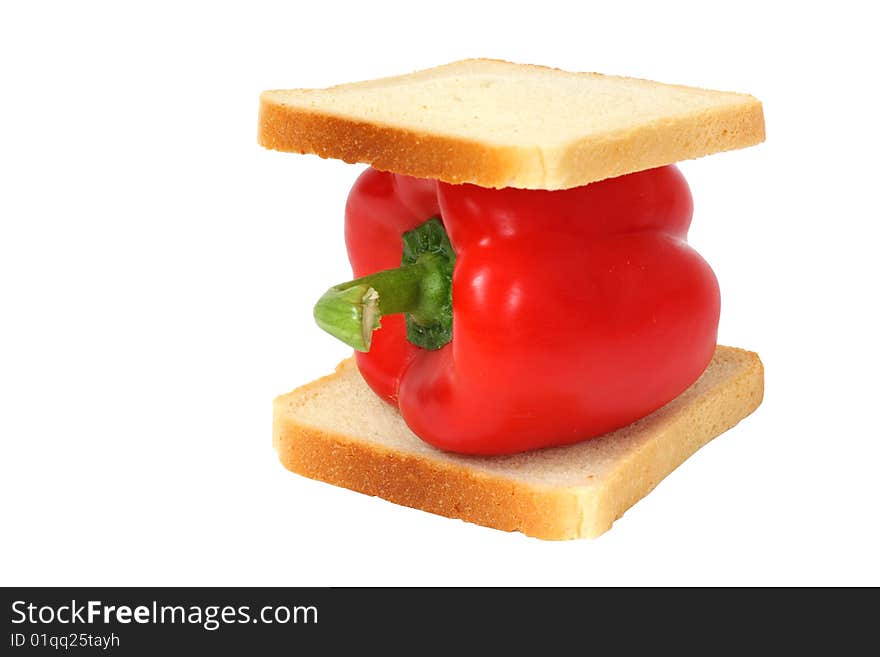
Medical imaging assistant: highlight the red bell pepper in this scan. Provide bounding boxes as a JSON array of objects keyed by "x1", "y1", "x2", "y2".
[{"x1": 313, "y1": 165, "x2": 720, "y2": 455}]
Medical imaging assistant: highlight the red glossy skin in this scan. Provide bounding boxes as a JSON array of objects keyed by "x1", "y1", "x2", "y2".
[{"x1": 345, "y1": 166, "x2": 720, "y2": 455}]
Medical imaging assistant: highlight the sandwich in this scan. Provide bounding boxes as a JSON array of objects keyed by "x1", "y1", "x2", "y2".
[{"x1": 258, "y1": 59, "x2": 765, "y2": 539}]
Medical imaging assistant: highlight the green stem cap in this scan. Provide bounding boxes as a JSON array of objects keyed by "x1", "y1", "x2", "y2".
[{"x1": 313, "y1": 218, "x2": 455, "y2": 352}]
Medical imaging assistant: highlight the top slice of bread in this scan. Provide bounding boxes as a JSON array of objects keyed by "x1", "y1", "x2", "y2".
[{"x1": 259, "y1": 59, "x2": 764, "y2": 189}]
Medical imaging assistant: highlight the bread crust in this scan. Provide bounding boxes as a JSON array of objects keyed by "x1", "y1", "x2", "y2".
[
  {"x1": 258, "y1": 59, "x2": 765, "y2": 189},
  {"x1": 273, "y1": 346, "x2": 764, "y2": 539},
  {"x1": 258, "y1": 103, "x2": 527, "y2": 186}
]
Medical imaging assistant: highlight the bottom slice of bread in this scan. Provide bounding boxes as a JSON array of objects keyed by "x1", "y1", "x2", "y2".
[{"x1": 273, "y1": 346, "x2": 763, "y2": 539}]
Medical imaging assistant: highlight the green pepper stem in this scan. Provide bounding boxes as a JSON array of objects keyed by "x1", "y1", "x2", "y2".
[{"x1": 313, "y1": 254, "x2": 446, "y2": 352}]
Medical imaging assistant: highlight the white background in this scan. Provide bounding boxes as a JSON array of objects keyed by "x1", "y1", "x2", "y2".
[{"x1": 1, "y1": 1, "x2": 877, "y2": 586}]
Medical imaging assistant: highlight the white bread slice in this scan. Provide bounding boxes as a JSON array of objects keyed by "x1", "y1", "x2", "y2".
[
  {"x1": 273, "y1": 346, "x2": 763, "y2": 539},
  {"x1": 259, "y1": 59, "x2": 764, "y2": 190}
]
